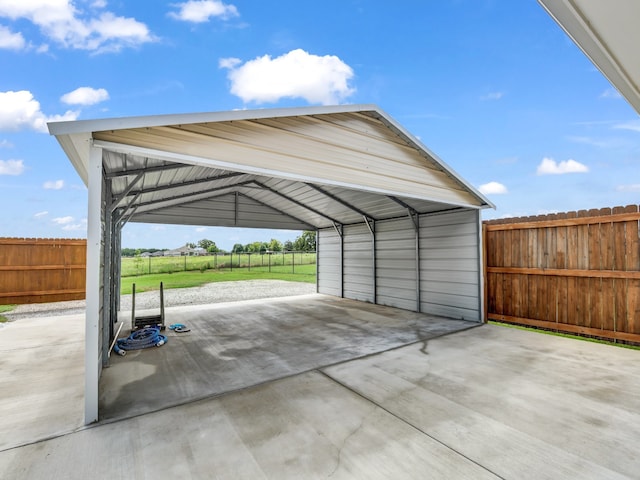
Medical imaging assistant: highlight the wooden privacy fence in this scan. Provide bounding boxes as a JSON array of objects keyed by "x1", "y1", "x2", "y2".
[
  {"x1": 0, "y1": 238, "x2": 86, "y2": 305},
  {"x1": 483, "y1": 205, "x2": 640, "y2": 344}
]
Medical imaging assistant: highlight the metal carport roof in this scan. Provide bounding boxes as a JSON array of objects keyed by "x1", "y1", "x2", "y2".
[
  {"x1": 49, "y1": 104, "x2": 494, "y2": 425},
  {"x1": 49, "y1": 104, "x2": 493, "y2": 231},
  {"x1": 538, "y1": 0, "x2": 640, "y2": 115}
]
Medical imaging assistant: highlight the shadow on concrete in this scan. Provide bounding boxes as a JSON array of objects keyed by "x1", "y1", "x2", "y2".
[{"x1": 99, "y1": 294, "x2": 477, "y2": 422}]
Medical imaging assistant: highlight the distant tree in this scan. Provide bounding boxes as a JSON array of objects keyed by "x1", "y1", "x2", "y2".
[
  {"x1": 245, "y1": 241, "x2": 267, "y2": 253},
  {"x1": 198, "y1": 239, "x2": 216, "y2": 251},
  {"x1": 283, "y1": 240, "x2": 294, "y2": 251},
  {"x1": 121, "y1": 248, "x2": 136, "y2": 257},
  {"x1": 232, "y1": 243, "x2": 244, "y2": 253},
  {"x1": 293, "y1": 231, "x2": 316, "y2": 251},
  {"x1": 186, "y1": 242, "x2": 196, "y2": 249},
  {"x1": 206, "y1": 244, "x2": 219, "y2": 253},
  {"x1": 268, "y1": 238, "x2": 283, "y2": 252}
]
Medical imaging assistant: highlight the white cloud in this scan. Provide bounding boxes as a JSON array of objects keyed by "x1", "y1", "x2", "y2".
[
  {"x1": 567, "y1": 136, "x2": 615, "y2": 148},
  {"x1": 0, "y1": 158, "x2": 24, "y2": 175},
  {"x1": 480, "y1": 91, "x2": 504, "y2": 101},
  {"x1": 0, "y1": 139, "x2": 13, "y2": 148},
  {"x1": 195, "y1": 227, "x2": 207, "y2": 232},
  {"x1": 0, "y1": 90, "x2": 79, "y2": 133},
  {"x1": 0, "y1": 0, "x2": 155, "y2": 52},
  {"x1": 43, "y1": 179, "x2": 64, "y2": 189},
  {"x1": 218, "y1": 57, "x2": 241, "y2": 69},
  {"x1": 51, "y1": 216, "x2": 86, "y2": 231},
  {"x1": 478, "y1": 181, "x2": 508, "y2": 195},
  {"x1": 220, "y1": 49, "x2": 356, "y2": 105},
  {"x1": 52, "y1": 216, "x2": 74, "y2": 225},
  {"x1": 600, "y1": 88, "x2": 622, "y2": 99},
  {"x1": 613, "y1": 120, "x2": 640, "y2": 133},
  {"x1": 536, "y1": 157, "x2": 589, "y2": 175},
  {"x1": 616, "y1": 184, "x2": 640, "y2": 192},
  {"x1": 34, "y1": 210, "x2": 48, "y2": 218},
  {"x1": 169, "y1": 0, "x2": 239, "y2": 23},
  {"x1": 62, "y1": 219, "x2": 87, "y2": 231},
  {"x1": 61, "y1": 86, "x2": 109, "y2": 105},
  {"x1": 0, "y1": 24, "x2": 25, "y2": 49}
]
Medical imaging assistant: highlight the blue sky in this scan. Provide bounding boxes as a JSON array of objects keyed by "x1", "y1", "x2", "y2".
[{"x1": 0, "y1": 0, "x2": 638, "y2": 250}]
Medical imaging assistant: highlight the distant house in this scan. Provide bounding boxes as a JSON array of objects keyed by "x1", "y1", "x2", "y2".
[{"x1": 164, "y1": 246, "x2": 206, "y2": 256}]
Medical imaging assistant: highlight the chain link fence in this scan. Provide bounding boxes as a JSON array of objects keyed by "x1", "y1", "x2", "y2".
[{"x1": 122, "y1": 251, "x2": 316, "y2": 277}]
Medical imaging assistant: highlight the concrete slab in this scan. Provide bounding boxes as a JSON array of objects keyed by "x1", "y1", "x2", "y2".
[
  {"x1": 100, "y1": 294, "x2": 475, "y2": 422},
  {"x1": 323, "y1": 324, "x2": 640, "y2": 480},
  {"x1": 2, "y1": 323, "x2": 639, "y2": 479},
  {"x1": 0, "y1": 314, "x2": 84, "y2": 451},
  {"x1": 0, "y1": 371, "x2": 499, "y2": 480}
]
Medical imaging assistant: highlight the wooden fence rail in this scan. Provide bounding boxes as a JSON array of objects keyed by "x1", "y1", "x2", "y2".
[
  {"x1": 0, "y1": 238, "x2": 86, "y2": 304},
  {"x1": 483, "y1": 205, "x2": 640, "y2": 344}
]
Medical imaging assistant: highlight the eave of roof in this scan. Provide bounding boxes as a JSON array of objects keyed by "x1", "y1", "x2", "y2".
[
  {"x1": 538, "y1": 0, "x2": 640, "y2": 115},
  {"x1": 49, "y1": 105, "x2": 493, "y2": 221}
]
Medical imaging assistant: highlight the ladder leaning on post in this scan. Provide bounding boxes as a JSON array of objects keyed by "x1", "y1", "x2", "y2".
[{"x1": 131, "y1": 281, "x2": 166, "y2": 331}]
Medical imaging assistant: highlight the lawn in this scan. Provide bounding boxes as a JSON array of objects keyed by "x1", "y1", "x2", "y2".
[
  {"x1": 120, "y1": 264, "x2": 316, "y2": 295},
  {"x1": 0, "y1": 304, "x2": 13, "y2": 322},
  {"x1": 122, "y1": 252, "x2": 317, "y2": 277}
]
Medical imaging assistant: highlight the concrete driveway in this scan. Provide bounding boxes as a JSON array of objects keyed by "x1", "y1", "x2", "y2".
[{"x1": 1, "y1": 300, "x2": 639, "y2": 479}]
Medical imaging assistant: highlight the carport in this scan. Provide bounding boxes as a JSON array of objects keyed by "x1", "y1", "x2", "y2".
[{"x1": 49, "y1": 104, "x2": 493, "y2": 424}]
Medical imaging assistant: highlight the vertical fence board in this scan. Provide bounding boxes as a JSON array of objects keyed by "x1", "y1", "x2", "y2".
[
  {"x1": 0, "y1": 238, "x2": 86, "y2": 305},
  {"x1": 484, "y1": 205, "x2": 640, "y2": 344}
]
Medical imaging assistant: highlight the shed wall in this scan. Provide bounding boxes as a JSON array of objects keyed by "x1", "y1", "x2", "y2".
[
  {"x1": 318, "y1": 209, "x2": 481, "y2": 321},
  {"x1": 419, "y1": 209, "x2": 480, "y2": 320},
  {"x1": 376, "y1": 217, "x2": 418, "y2": 311},
  {"x1": 342, "y1": 224, "x2": 374, "y2": 303},
  {"x1": 317, "y1": 228, "x2": 342, "y2": 297}
]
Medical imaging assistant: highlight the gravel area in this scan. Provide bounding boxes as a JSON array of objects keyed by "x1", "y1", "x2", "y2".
[{"x1": 1, "y1": 280, "x2": 316, "y2": 322}]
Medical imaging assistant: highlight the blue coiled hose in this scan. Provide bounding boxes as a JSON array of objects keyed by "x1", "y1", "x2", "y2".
[{"x1": 113, "y1": 327, "x2": 167, "y2": 356}]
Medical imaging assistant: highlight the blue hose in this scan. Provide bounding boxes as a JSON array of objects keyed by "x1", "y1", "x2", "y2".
[{"x1": 114, "y1": 327, "x2": 167, "y2": 356}]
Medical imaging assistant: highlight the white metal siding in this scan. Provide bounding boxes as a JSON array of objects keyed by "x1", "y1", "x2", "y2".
[
  {"x1": 419, "y1": 209, "x2": 480, "y2": 321},
  {"x1": 91, "y1": 110, "x2": 486, "y2": 208},
  {"x1": 376, "y1": 218, "x2": 417, "y2": 311},
  {"x1": 317, "y1": 228, "x2": 341, "y2": 297},
  {"x1": 135, "y1": 193, "x2": 311, "y2": 230},
  {"x1": 342, "y1": 224, "x2": 374, "y2": 303}
]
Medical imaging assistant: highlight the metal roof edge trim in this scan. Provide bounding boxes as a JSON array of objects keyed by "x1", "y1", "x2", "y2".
[
  {"x1": 371, "y1": 109, "x2": 496, "y2": 210},
  {"x1": 537, "y1": 0, "x2": 640, "y2": 115},
  {"x1": 94, "y1": 139, "x2": 491, "y2": 210},
  {"x1": 47, "y1": 104, "x2": 380, "y2": 136}
]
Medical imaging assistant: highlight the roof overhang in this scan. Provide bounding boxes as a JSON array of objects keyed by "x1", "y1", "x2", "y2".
[
  {"x1": 49, "y1": 104, "x2": 493, "y2": 231},
  {"x1": 538, "y1": 0, "x2": 640, "y2": 115}
]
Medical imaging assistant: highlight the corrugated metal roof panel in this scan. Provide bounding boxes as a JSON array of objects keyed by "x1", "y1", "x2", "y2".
[
  {"x1": 539, "y1": 0, "x2": 640, "y2": 115},
  {"x1": 50, "y1": 105, "x2": 493, "y2": 231}
]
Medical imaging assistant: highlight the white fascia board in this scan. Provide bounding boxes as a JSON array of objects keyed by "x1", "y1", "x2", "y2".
[
  {"x1": 94, "y1": 139, "x2": 487, "y2": 210},
  {"x1": 373, "y1": 110, "x2": 496, "y2": 210},
  {"x1": 54, "y1": 132, "x2": 92, "y2": 186},
  {"x1": 538, "y1": 0, "x2": 640, "y2": 115},
  {"x1": 47, "y1": 104, "x2": 380, "y2": 136}
]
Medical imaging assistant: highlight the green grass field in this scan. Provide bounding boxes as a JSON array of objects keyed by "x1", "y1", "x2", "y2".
[
  {"x1": 120, "y1": 263, "x2": 316, "y2": 294},
  {"x1": 121, "y1": 252, "x2": 316, "y2": 277}
]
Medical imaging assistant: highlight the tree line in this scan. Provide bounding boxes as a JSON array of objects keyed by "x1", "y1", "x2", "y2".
[{"x1": 122, "y1": 230, "x2": 316, "y2": 257}]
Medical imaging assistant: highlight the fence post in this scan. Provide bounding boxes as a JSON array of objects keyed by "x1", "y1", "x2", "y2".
[
  {"x1": 268, "y1": 253, "x2": 271, "y2": 273},
  {"x1": 248, "y1": 253, "x2": 251, "y2": 271},
  {"x1": 184, "y1": 255, "x2": 187, "y2": 272},
  {"x1": 149, "y1": 256, "x2": 151, "y2": 275},
  {"x1": 292, "y1": 251, "x2": 295, "y2": 273},
  {"x1": 231, "y1": 252, "x2": 233, "y2": 272}
]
